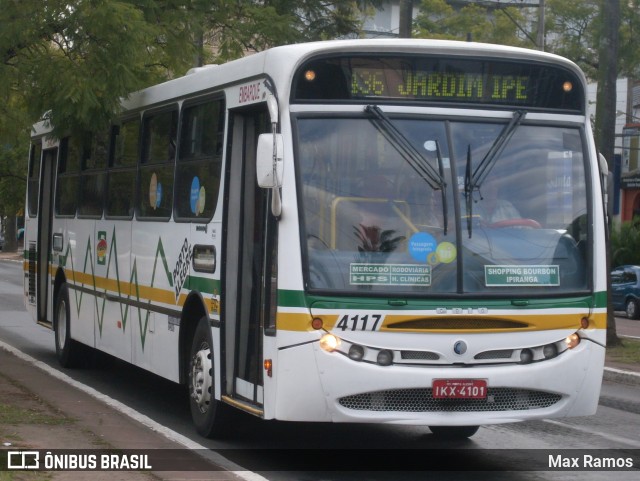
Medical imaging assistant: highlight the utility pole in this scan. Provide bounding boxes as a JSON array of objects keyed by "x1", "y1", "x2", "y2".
[{"x1": 399, "y1": 0, "x2": 413, "y2": 38}]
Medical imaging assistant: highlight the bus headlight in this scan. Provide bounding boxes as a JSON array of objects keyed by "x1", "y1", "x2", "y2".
[
  {"x1": 543, "y1": 343, "x2": 558, "y2": 359},
  {"x1": 377, "y1": 349, "x2": 393, "y2": 366},
  {"x1": 348, "y1": 344, "x2": 365, "y2": 361},
  {"x1": 320, "y1": 333, "x2": 341, "y2": 352},
  {"x1": 565, "y1": 333, "x2": 580, "y2": 349},
  {"x1": 520, "y1": 348, "x2": 534, "y2": 364}
]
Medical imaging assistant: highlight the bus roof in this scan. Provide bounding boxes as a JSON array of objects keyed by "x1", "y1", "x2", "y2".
[
  {"x1": 32, "y1": 39, "x2": 586, "y2": 137},
  {"x1": 124, "y1": 39, "x2": 585, "y2": 110}
]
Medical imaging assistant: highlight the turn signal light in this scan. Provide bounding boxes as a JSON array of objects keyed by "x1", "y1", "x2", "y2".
[
  {"x1": 264, "y1": 359, "x2": 273, "y2": 377},
  {"x1": 311, "y1": 317, "x2": 323, "y2": 330}
]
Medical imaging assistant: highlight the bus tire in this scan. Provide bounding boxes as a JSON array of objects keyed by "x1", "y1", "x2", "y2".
[
  {"x1": 53, "y1": 283, "x2": 81, "y2": 368},
  {"x1": 429, "y1": 425, "x2": 480, "y2": 439},
  {"x1": 188, "y1": 316, "x2": 230, "y2": 438}
]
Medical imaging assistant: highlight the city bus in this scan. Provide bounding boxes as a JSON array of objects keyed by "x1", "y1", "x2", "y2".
[{"x1": 24, "y1": 39, "x2": 608, "y2": 439}]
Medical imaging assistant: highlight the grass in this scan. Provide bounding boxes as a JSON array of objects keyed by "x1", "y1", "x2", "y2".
[
  {"x1": 606, "y1": 337, "x2": 640, "y2": 364},
  {"x1": 0, "y1": 403, "x2": 71, "y2": 426}
]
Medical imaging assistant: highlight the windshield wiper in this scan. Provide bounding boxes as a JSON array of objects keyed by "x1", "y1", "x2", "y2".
[
  {"x1": 464, "y1": 144, "x2": 473, "y2": 238},
  {"x1": 365, "y1": 105, "x2": 448, "y2": 234},
  {"x1": 464, "y1": 110, "x2": 526, "y2": 237}
]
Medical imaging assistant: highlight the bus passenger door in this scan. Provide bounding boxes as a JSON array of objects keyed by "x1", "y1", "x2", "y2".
[
  {"x1": 37, "y1": 148, "x2": 57, "y2": 325},
  {"x1": 222, "y1": 107, "x2": 271, "y2": 409}
]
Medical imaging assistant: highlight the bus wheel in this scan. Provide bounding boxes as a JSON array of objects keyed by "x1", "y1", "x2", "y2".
[
  {"x1": 429, "y1": 425, "x2": 479, "y2": 439},
  {"x1": 53, "y1": 283, "x2": 81, "y2": 368},
  {"x1": 188, "y1": 316, "x2": 229, "y2": 438}
]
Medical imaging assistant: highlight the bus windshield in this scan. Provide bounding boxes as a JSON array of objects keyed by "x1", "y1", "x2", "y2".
[{"x1": 297, "y1": 112, "x2": 589, "y2": 296}]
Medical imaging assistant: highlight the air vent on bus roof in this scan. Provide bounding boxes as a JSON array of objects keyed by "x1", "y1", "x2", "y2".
[{"x1": 185, "y1": 65, "x2": 218, "y2": 76}]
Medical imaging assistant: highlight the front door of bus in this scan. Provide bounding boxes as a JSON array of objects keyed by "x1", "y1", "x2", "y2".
[
  {"x1": 37, "y1": 148, "x2": 57, "y2": 324},
  {"x1": 223, "y1": 107, "x2": 271, "y2": 407}
]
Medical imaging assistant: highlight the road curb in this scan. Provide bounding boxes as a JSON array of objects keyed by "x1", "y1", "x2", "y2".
[{"x1": 603, "y1": 366, "x2": 640, "y2": 386}]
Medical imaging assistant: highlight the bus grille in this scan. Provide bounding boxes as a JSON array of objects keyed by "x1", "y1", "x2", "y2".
[
  {"x1": 386, "y1": 318, "x2": 529, "y2": 330},
  {"x1": 338, "y1": 388, "x2": 561, "y2": 412},
  {"x1": 401, "y1": 350, "x2": 440, "y2": 360},
  {"x1": 27, "y1": 243, "x2": 36, "y2": 301}
]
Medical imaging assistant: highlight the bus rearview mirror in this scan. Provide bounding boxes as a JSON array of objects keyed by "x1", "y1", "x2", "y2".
[{"x1": 256, "y1": 133, "x2": 283, "y2": 189}]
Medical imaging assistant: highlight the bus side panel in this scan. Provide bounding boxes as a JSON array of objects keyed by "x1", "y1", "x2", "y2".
[
  {"x1": 65, "y1": 218, "x2": 97, "y2": 348},
  {"x1": 274, "y1": 342, "x2": 331, "y2": 422},
  {"x1": 93, "y1": 220, "x2": 133, "y2": 363},
  {"x1": 131, "y1": 222, "x2": 181, "y2": 381},
  {"x1": 23, "y1": 215, "x2": 38, "y2": 320}
]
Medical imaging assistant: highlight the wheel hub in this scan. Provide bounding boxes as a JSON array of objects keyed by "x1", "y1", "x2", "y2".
[
  {"x1": 190, "y1": 348, "x2": 212, "y2": 413},
  {"x1": 56, "y1": 300, "x2": 67, "y2": 350}
]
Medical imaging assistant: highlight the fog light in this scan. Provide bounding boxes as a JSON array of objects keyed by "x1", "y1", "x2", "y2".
[
  {"x1": 543, "y1": 344, "x2": 558, "y2": 359},
  {"x1": 377, "y1": 349, "x2": 393, "y2": 366},
  {"x1": 348, "y1": 344, "x2": 365, "y2": 361},
  {"x1": 319, "y1": 333, "x2": 340, "y2": 352},
  {"x1": 520, "y1": 348, "x2": 533, "y2": 364},
  {"x1": 565, "y1": 333, "x2": 580, "y2": 349}
]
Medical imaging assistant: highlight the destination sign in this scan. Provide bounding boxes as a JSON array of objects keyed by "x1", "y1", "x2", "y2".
[
  {"x1": 293, "y1": 55, "x2": 583, "y2": 112},
  {"x1": 351, "y1": 69, "x2": 529, "y2": 103}
]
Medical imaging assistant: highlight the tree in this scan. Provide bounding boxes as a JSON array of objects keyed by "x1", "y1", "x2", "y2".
[
  {"x1": 1, "y1": 1, "x2": 383, "y2": 133},
  {"x1": 596, "y1": 0, "x2": 621, "y2": 347},
  {"x1": 196, "y1": 1, "x2": 383, "y2": 63},
  {"x1": 414, "y1": 0, "x2": 529, "y2": 47},
  {"x1": 546, "y1": 0, "x2": 640, "y2": 81},
  {"x1": 544, "y1": 1, "x2": 600, "y2": 77}
]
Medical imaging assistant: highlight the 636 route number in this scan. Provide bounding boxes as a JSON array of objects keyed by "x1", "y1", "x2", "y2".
[{"x1": 336, "y1": 314, "x2": 382, "y2": 332}]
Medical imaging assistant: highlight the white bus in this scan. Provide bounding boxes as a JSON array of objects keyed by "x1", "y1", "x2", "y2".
[{"x1": 24, "y1": 39, "x2": 607, "y2": 439}]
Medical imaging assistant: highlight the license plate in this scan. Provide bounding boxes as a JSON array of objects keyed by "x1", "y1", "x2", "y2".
[{"x1": 432, "y1": 379, "x2": 487, "y2": 399}]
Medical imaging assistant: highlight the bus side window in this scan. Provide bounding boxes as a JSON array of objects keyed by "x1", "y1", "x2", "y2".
[
  {"x1": 27, "y1": 142, "x2": 42, "y2": 217},
  {"x1": 106, "y1": 118, "x2": 140, "y2": 219},
  {"x1": 138, "y1": 108, "x2": 178, "y2": 220},
  {"x1": 175, "y1": 97, "x2": 225, "y2": 220},
  {"x1": 55, "y1": 137, "x2": 80, "y2": 217},
  {"x1": 78, "y1": 131, "x2": 107, "y2": 218}
]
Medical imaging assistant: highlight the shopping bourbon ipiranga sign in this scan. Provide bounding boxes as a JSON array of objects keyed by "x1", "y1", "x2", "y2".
[{"x1": 485, "y1": 265, "x2": 560, "y2": 287}]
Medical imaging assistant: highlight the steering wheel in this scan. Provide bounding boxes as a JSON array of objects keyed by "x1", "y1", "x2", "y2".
[{"x1": 489, "y1": 218, "x2": 542, "y2": 229}]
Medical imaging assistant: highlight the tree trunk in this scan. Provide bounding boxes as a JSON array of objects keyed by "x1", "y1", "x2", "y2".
[
  {"x1": 3, "y1": 214, "x2": 17, "y2": 252},
  {"x1": 595, "y1": 0, "x2": 621, "y2": 347},
  {"x1": 399, "y1": 0, "x2": 413, "y2": 38}
]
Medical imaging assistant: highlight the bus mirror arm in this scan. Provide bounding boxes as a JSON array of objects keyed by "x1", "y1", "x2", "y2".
[{"x1": 267, "y1": 94, "x2": 279, "y2": 125}]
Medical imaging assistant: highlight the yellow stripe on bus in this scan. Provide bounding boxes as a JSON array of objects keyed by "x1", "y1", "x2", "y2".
[{"x1": 276, "y1": 312, "x2": 607, "y2": 332}]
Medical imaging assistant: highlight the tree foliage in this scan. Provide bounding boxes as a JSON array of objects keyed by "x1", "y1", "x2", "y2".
[
  {"x1": 200, "y1": 0, "x2": 380, "y2": 62},
  {"x1": 1, "y1": 0, "x2": 380, "y2": 138},
  {"x1": 414, "y1": 0, "x2": 530, "y2": 47},
  {"x1": 610, "y1": 221, "x2": 640, "y2": 267}
]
